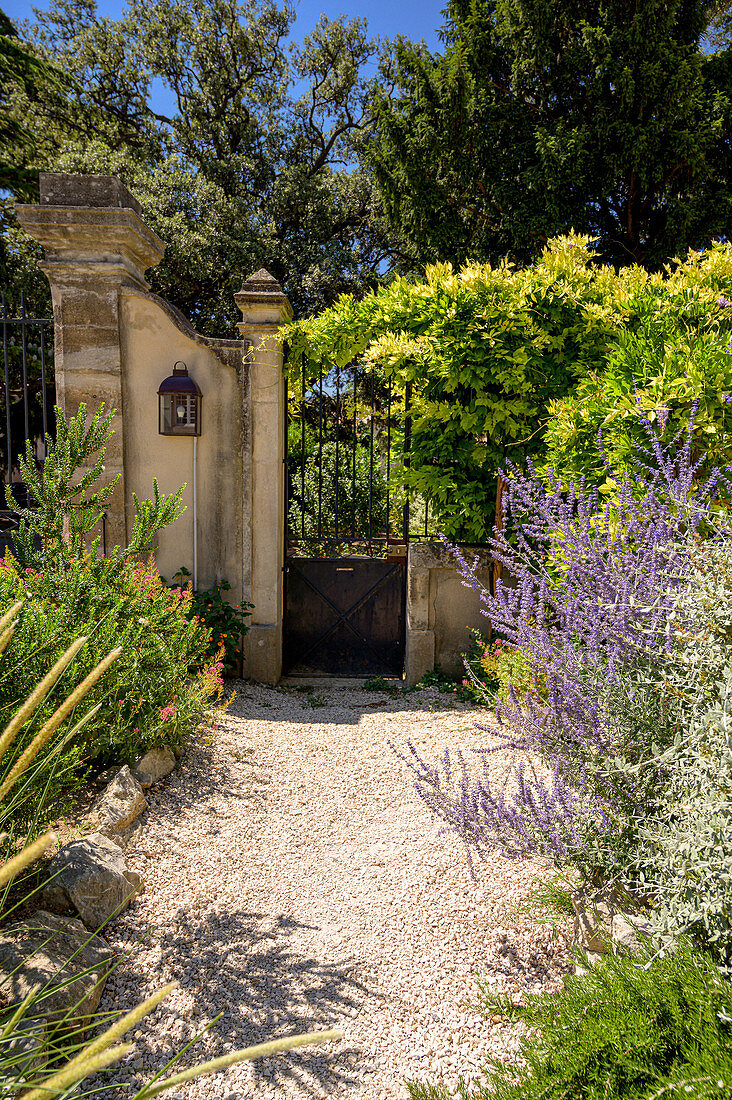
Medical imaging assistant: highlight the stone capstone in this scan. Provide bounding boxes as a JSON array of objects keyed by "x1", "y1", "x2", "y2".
[
  {"x1": 0, "y1": 910, "x2": 113, "y2": 1027},
  {"x1": 89, "y1": 765, "x2": 146, "y2": 843},
  {"x1": 39, "y1": 833, "x2": 142, "y2": 928},
  {"x1": 39, "y1": 171, "x2": 144, "y2": 214},
  {"x1": 132, "y1": 744, "x2": 176, "y2": 789}
]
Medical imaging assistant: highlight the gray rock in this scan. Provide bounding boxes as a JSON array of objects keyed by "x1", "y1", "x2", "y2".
[
  {"x1": 40, "y1": 833, "x2": 142, "y2": 928},
  {"x1": 0, "y1": 910, "x2": 112, "y2": 1028},
  {"x1": 571, "y1": 887, "x2": 615, "y2": 955},
  {"x1": 90, "y1": 765, "x2": 146, "y2": 841},
  {"x1": 0, "y1": 1015, "x2": 47, "y2": 1090},
  {"x1": 611, "y1": 912, "x2": 654, "y2": 953},
  {"x1": 572, "y1": 884, "x2": 653, "y2": 971},
  {"x1": 132, "y1": 744, "x2": 176, "y2": 789}
]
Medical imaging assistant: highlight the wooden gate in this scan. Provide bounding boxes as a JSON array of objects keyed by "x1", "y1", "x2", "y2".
[{"x1": 283, "y1": 557, "x2": 405, "y2": 676}]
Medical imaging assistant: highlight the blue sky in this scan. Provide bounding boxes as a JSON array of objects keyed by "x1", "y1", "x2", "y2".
[{"x1": 5, "y1": 0, "x2": 446, "y2": 46}]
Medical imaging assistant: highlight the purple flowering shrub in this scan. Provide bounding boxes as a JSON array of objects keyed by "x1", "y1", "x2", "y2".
[{"x1": 397, "y1": 417, "x2": 730, "y2": 876}]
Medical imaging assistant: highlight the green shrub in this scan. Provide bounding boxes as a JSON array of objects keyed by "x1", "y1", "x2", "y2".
[
  {"x1": 619, "y1": 539, "x2": 732, "y2": 973},
  {"x1": 463, "y1": 629, "x2": 537, "y2": 704},
  {"x1": 543, "y1": 296, "x2": 732, "y2": 494},
  {"x1": 408, "y1": 940, "x2": 732, "y2": 1100},
  {"x1": 548, "y1": 536, "x2": 732, "y2": 969},
  {"x1": 170, "y1": 567, "x2": 252, "y2": 678},
  {"x1": 0, "y1": 404, "x2": 221, "y2": 829},
  {"x1": 286, "y1": 238, "x2": 732, "y2": 542}
]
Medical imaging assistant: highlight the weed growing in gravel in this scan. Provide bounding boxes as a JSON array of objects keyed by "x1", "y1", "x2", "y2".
[
  {"x1": 363, "y1": 676, "x2": 401, "y2": 696},
  {"x1": 508, "y1": 871, "x2": 578, "y2": 923}
]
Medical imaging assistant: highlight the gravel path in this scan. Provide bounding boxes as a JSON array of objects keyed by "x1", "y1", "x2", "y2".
[{"x1": 93, "y1": 681, "x2": 571, "y2": 1099}]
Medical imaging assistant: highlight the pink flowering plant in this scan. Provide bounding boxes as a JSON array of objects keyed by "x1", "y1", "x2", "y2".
[
  {"x1": 461, "y1": 629, "x2": 538, "y2": 704},
  {"x1": 168, "y1": 565, "x2": 252, "y2": 677},
  {"x1": 0, "y1": 405, "x2": 222, "y2": 826}
]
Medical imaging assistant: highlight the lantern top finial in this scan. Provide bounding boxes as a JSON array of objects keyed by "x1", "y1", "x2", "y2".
[{"x1": 157, "y1": 361, "x2": 201, "y2": 397}]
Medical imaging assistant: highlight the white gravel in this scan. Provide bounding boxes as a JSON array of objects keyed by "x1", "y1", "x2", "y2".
[{"x1": 90, "y1": 681, "x2": 571, "y2": 1099}]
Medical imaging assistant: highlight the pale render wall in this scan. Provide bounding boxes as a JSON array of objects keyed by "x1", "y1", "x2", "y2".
[
  {"x1": 430, "y1": 566, "x2": 492, "y2": 672},
  {"x1": 119, "y1": 291, "x2": 247, "y2": 603},
  {"x1": 405, "y1": 542, "x2": 494, "y2": 684}
]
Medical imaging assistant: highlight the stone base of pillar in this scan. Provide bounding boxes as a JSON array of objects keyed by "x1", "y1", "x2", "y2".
[
  {"x1": 404, "y1": 628, "x2": 436, "y2": 687},
  {"x1": 242, "y1": 623, "x2": 283, "y2": 684}
]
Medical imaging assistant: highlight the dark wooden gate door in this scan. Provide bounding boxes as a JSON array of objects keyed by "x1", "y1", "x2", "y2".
[
  {"x1": 283, "y1": 557, "x2": 405, "y2": 676},
  {"x1": 283, "y1": 354, "x2": 440, "y2": 678}
]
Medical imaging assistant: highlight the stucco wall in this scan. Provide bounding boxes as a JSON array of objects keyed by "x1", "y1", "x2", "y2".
[
  {"x1": 405, "y1": 542, "x2": 494, "y2": 684},
  {"x1": 17, "y1": 174, "x2": 292, "y2": 684},
  {"x1": 119, "y1": 290, "x2": 247, "y2": 603}
]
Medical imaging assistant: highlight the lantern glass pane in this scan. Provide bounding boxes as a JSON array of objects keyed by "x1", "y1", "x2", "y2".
[{"x1": 159, "y1": 393, "x2": 200, "y2": 435}]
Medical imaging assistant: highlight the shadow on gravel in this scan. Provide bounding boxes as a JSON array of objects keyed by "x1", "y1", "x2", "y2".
[
  {"x1": 227, "y1": 678, "x2": 475, "y2": 728},
  {"x1": 96, "y1": 906, "x2": 368, "y2": 1097}
]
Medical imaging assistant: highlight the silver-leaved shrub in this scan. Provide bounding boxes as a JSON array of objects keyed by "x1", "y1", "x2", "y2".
[{"x1": 624, "y1": 539, "x2": 732, "y2": 972}]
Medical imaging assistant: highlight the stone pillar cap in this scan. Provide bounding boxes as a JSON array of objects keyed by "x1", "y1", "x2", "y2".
[
  {"x1": 235, "y1": 268, "x2": 292, "y2": 323},
  {"x1": 16, "y1": 173, "x2": 164, "y2": 290},
  {"x1": 39, "y1": 173, "x2": 143, "y2": 217}
]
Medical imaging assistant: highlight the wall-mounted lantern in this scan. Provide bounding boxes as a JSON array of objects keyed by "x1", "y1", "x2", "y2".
[{"x1": 158, "y1": 362, "x2": 202, "y2": 436}]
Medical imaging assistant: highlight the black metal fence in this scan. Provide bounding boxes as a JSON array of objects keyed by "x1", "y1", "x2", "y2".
[
  {"x1": 286, "y1": 361, "x2": 440, "y2": 557},
  {"x1": 0, "y1": 293, "x2": 55, "y2": 556}
]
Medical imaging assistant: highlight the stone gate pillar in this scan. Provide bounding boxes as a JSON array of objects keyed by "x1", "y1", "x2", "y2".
[
  {"x1": 15, "y1": 173, "x2": 165, "y2": 549},
  {"x1": 235, "y1": 270, "x2": 292, "y2": 683}
]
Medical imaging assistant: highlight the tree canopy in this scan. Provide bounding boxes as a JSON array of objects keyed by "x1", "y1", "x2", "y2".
[
  {"x1": 4, "y1": 0, "x2": 732, "y2": 331},
  {"x1": 1, "y1": 0, "x2": 403, "y2": 330},
  {"x1": 369, "y1": 0, "x2": 732, "y2": 271}
]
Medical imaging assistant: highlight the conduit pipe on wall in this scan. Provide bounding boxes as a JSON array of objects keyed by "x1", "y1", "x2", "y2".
[{"x1": 193, "y1": 435, "x2": 198, "y2": 590}]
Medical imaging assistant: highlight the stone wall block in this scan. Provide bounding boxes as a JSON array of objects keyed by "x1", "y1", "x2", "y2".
[
  {"x1": 236, "y1": 269, "x2": 291, "y2": 684},
  {"x1": 39, "y1": 172, "x2": 144, "y2": 215},
  {"x1": 60, "y1": 324, "x2": 121, "y2": 356},
  {"x1": 57, "y1": 286, "x2": 120, "y2": 328},
  {"x1": 405, "y1": 628, "x2": 436, "y2": 687},
  {"x1": 61, "y1": 374, "x2": 123, "y2": 416},
  {"x1": 405, "y1": 541, "x2": 495, "y2": 680}
]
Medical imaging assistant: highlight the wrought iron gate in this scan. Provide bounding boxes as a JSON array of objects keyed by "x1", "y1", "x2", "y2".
[
  {"x1": 0, "y1": 293, "x2": 55, "y2": 558},
  {"x1": 283, "y1": 359, "x2": 437, "y2": 677}
]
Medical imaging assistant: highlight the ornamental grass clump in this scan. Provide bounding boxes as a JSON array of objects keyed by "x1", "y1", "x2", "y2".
[{"x1": 396, "y1": 413, "x2": 730, "y2": 877}]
